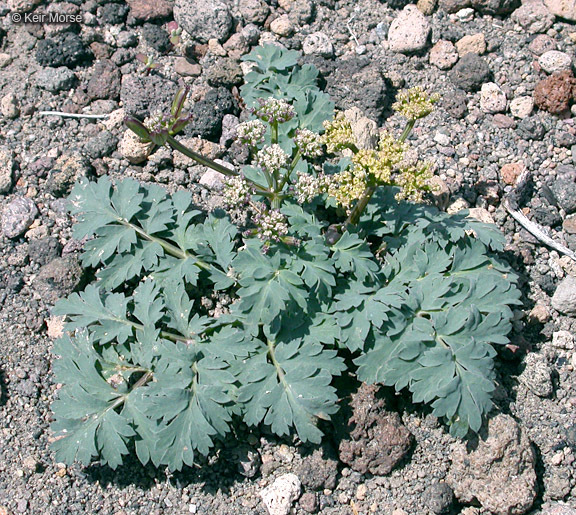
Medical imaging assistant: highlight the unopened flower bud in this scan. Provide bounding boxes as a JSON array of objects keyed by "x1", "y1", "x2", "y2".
[
  {"x1": 251, "y1": 97, "x2": 295, "y2": 124},
  {"x1": 322, "y1": 112, "x2": 356, "y2": 153}
]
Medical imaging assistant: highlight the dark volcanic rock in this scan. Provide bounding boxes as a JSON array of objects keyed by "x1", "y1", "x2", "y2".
[
  {"x1": 336, "y1": 384, "x2": 413, "y2": 475},
  {"x1": 449, "y1": 53, "x2": 491, "y2": 92},
  {"x1": 186, "y1": 88, "x2": 237, "y2": 140},
  {"x1": 205, "y1": 58, "x2": 243, "y2": 87},
  {"x1": 517, "y1": 116, "x2": 547, "y2": 140},
  {"x1": 141, "y1": 23, "x2": 172, "y2": 53},
  {"x1": 86, "y1": 60, "x2": 121, "y2": 101},
  {"x1": 36, "y1": 33, "x2": 93, "y2": 68},
  {"x1": 33, "y1": 257, "x2": 83, "y2": 304},
  {"x1": 549, "y1": 177, "x2": 576, "y2": 214},
  {"x1": 28, "y1": 237, "x2": 62, "y2": 266},
  {"x1": 470, "y1": 0, "x2": 520, "y2": 14},
  {"x1": 295, "y1": 445, "x2": 339, "y2": 491},
  {"x1": 325, "y1": 58, "x2": 388, "y2": 122},
  {"x1": 97, "y1": 2, "x2": 129, "y2": 24},
  {"x1": 442, "y1": 88, "x2": 468, "y2": 118},
  {"x1": 120, "y1": 74, "x2": 178, "y2": 119},
  {"x1": 84, "y1": 131, "x2": 119, "y2": 159},
  {"x1": 423, "y1": 482, "x2": 455, "y2": 514},
  {"x1": 46, "y1": 153, "x2": 93, "y2": 197}
]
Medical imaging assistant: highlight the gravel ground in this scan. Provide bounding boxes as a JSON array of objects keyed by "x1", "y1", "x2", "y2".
[{"x1": 1, "y1": 0, "x2": 576, "y2": 513}]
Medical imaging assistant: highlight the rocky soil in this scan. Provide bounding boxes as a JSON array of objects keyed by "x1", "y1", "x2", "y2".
[{"x1": 0, "y1": 0, "x2": 576, "y2": 513}]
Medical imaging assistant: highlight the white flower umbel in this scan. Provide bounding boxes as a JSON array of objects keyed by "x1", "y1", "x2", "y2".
[
  {"x1": 294, "y1": 172, "x2": 325, "y2": 204},
  {"x1": 223, "y1": 175, "x2": 251, "y2": 207},
  {"x1": 255, "y1": 144, "x2": 290, "y2": 174},
  {"x1": 294, "y1": 129, "x2": 323, "y2": 158},
  {"x1": 254, "y1": 208, "x2": 289, "y2": 242},
  {"x1": 236, "y1": 120, "x2": 266, "y2": 147}
]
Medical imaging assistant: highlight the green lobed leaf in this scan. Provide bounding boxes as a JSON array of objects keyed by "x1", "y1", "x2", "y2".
[
  {"x1": 330, "y1": 231, "x2": 380, "y2": 282},
  {"x1": 53, "y1": 285, "x2": 133, "y2": 345},
  {"x1": 237, "y1": 338, "x2": 345, "y2": 444},
  {"x1": 51, "y1": 332, "x2": 137, "y2": 469}
]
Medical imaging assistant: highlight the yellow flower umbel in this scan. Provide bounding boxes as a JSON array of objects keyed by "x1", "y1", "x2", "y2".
[
  {"x1": 322, "y1": 112, "x2": 356, "y2": 153},
  {"x1": 327, "y1": 168, "x2": 368, "y2": 211},
  {"x1": 392, "y1": 87, "x2": 440, "y2": 121},
  {"x1": 395, "y1": 161, "x2": 434, "y2": 202},
  {"x1": 322, "y1": 87, "x2": 439, "y2": 212}
]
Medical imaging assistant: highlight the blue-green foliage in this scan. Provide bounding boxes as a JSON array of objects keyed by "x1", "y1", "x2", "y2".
[
  {"x1": 50, "y1": 48, "x2": 521, "y2": 471},
  {"x1": 51, "y1": 178, "x2": 520, "y2": 470},
  {"x1": 241, "y1": 45, "x2": 334, "y2": 135}
]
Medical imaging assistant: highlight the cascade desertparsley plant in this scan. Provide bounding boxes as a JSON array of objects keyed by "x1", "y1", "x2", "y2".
[{"x1": 51, "y1": 45, "x2": 521, "y2": 471}]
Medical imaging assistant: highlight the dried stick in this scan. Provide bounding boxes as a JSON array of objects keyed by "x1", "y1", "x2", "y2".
[{"x1": 503, "y1": 167, "x2": 576, "y2": 262}]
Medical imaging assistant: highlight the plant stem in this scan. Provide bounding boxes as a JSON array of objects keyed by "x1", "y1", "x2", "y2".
[
  {"x1": 278, "y1": 150, "x2": 302, "y2": 191},
  {"x1": 167, "y1": 135, "x2": 238, "y2": 177},
  {"x1": 267, "y1": 339, "x2": 286, "y2": 383},
  {"x1": 107, "y1": 370, "x2": 154, "y2": 413},
  {"x1": 344, "y1": 185, "x2": 377, "y2": 227},
  {"x1": 271, "y1": 122, "x2": 279, "y2": 145},
  {"x1": 399, "y1": 119, "x2": 415, "y2": 143},
  {"x1": 166, "y1": 135, "x2": 274, "y2": 198}
]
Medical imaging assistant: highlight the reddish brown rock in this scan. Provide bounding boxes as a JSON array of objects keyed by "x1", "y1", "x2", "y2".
[
  {"x1": 500, "y1": 162, "x2": 525, "y2": 185},
  {"x1": 126, "y1": 0, "x2": 173, "y2": 21},
  {"x1": 534, "y1": 70, "x2": 576, "y2": 114},
  {"x1": 447, "y1": 414, "x2": 537, "y2": 515},
  {"x1": 86, "y1": 60, "x2": 121, "y2": 101},
  {"x1": 493, "y1": 114, "x2": 516, "y2": 128},
  {"x1": 174, "y1": 57, "x2": 202, "y2": 77},
  {"x1": 528, "y1": 34, "x2": 557, "y2": 55},
  {"x1": 89, "y1": 42, "x2": 111, "y2": 60},
  {"x1": 337, "y1": 384, "x2": 413, "y2": 475},
  {"x1": 563, "y1": 215, "x2": 576, "y2": 234}
]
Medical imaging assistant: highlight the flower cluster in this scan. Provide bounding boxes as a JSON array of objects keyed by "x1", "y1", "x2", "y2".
[
  {"x1": 327, "y1": 169, "x2": 368, "y2": 210},
  {"x1": 223, "y1": 175, "x2": 251, "y2": 207},
  {"x1": 144, "y1": 110, "x2": 172, "y2": 134},
  {"x1": 253, "y1": 208, "x2": 289, "y2": 242},
  {"x1": 392, "y1": 87, "x2": 440, "y2": 121},
  {"x1": 251, "y1": 97, "x2": 295, "y2": 124},
  {"x1": 322, "y1": 112, "x2": 355, "y2": 153},
  {"x1": 394, "y1": 161, "x2": 434, "y2": 202},
  {"x1": 378, "y1": 131, "x2": 408, "y2": 167},
  {"x1": 352, "y1": 149, "x2": 392, "y2": 185},
  {"x1": 255, "y1": 144, "x2": 290, "y2": 174},
  {"x1": 294, "y1": 172, "x2": 327, "y2": 204},
  {"x1": 294, "y1": 129, "x2": 323, "y2": 158},
  {"x1": 236, "y1": 120, "x2": 266, "y2": 147}
]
